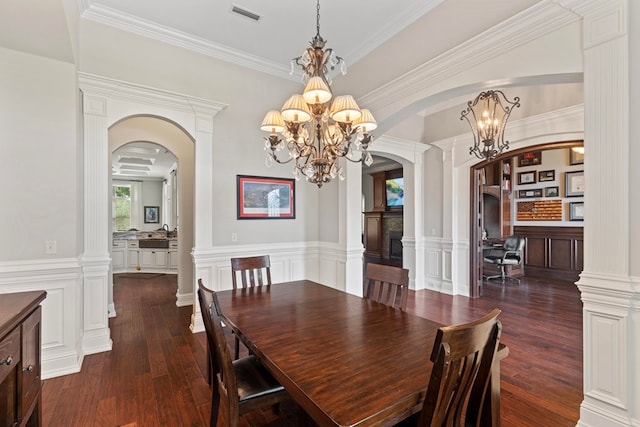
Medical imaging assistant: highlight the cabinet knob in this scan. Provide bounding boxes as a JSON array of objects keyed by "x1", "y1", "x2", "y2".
[
  {"x1": 23, "y1": 364, "x2": 34, "y2": 373},
  {"x1": 0, "y1": 355, "x2": 13, "y2": 365}
]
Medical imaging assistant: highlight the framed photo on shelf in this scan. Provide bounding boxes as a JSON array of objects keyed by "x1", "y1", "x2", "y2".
[
  {"x1": 237, "y1": 175, "x2": 295, "y2": 219},
  {"x1": 518, "y1": 151, "x2": 541, "y2": 167},
  {"x1": 569, "y1": 201, "x2": 584, "y2": 221},
  {"x1": 544, "y1": 186, "x2": 560, "y2": 197},
  {"x1": 517, "y1": 171, "x2": 537, "y2": 185},
  {"x1": 518, "y1": 188, "x2": 543, "y2": 199},
  {"x1": 538, "y1": 170, "x2": 555, "y2": 182},
  {"x1": 144, "y1": 206, "x2": 159, "y2": 223},
  {"x1": 565, "y1": 170, "x2": 585, "y2": 197},
  {"x1": 569, "y1": 148, "x2": 584, "y2": 165}
]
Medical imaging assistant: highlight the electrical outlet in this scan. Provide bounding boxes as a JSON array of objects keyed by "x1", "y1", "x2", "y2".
[
  {"x1": 231, "y1": 233, "x2": 238, "y2": 242},
  {"x1": 45, "y1": 240, "x2": 57, "y2": 254}
]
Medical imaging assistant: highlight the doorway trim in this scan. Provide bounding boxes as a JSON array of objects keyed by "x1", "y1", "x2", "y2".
[
  {"x1": 78, "y1": 73, "x2": 226, "y2": 355},
  {"x1": 469, "y1": 140, "x2": 584, "y2": 297}
]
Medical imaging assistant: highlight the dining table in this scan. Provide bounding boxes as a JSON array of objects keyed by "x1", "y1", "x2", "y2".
[{"x1": 215, "y1": 279, "x2": 506, "y2": 427}]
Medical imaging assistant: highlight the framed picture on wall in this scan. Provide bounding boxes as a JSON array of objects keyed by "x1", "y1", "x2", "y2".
[
  {"x1": 569, "y1": 148, "x2": 584, "y2": 165},
  {"x1": 518, "y1": 188, "x2": 543, "y2": 198},
  {"x1": 517, "y1": 171, "x2": 537, "y2": 185},
  {"x1": 237, "y1": 175, "x2": 295, "y2": 219},
  {"x1": 565, "y1": 170, "x2": 585, "y2": 197},
  {"x1": 544, "y1": 186, "x2": 560, "y2": 197},
  {"x1": 518, "y1": 151, "x2": 542, "y2": 167},
  {"x1": 569, "y1": 201, "x2": 584, "y2": 221},
  {"x1": 538, "y1": 170, "x2": 555, "y2": 182},
  {"x1": 144, "y1": 206, "x2": 159, "y2": 223}
]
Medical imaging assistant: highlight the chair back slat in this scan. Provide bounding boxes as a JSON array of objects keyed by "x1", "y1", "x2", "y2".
[
  {"x1": 231, "y1": 255, "x2": 272, "y2": 289},
  {"x1": 419, "y1": 309, "x2": 502, "y2": 426},
  {"x1": 197, "y1": 280, "x2": 241, "y2": 422},
  {"x1": 364, "y1": 263, "x2": 409, "y2": 310}
]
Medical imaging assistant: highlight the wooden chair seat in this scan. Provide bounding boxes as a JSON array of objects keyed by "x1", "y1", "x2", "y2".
[{"x1": 234, "y1": 355, "x2": 285, "y2": 403}]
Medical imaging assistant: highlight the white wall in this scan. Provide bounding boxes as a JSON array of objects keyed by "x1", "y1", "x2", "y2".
[
  {"x1": 140, "y1": 180, "x2": 163, "y2": 231},
  {"x1": 0, "y1": 47, "x2": 83, "y2": 378},
  {"x1": 0, "y1": 47, "x2": 79, "y2": 260},
  {"x1": 79, "y1": 19, "x2": 320, "y2": 247}
]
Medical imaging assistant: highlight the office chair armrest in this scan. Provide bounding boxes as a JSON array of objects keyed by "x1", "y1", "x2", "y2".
[{"x1": 501, "y1": 250, "x2": 522, "y2": 262}]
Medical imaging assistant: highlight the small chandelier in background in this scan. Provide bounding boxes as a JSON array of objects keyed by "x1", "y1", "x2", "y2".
[
  {"x1": 260, "y1": 0, "x2": 376, "y2": 188},
  {"x1": 461, "y1": 90, "x2": 520, "y2": 161}
]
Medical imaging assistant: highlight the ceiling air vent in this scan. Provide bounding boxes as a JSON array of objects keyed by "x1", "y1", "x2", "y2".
[{"x1": 231, "y1": 5, "x2": 261, "y2": 22}]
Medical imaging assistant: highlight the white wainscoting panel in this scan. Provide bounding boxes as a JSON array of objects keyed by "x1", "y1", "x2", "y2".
[{"x1": 0, "y1": 258, "x2": 84, "y2": 379}]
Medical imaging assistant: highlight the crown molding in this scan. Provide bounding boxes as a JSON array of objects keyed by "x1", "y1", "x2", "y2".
[
  {"x1": 78, "y1": 72, "x2": 227, "y2": 116},
  {"x1": 361, "y1": 0, "x2": 581, "y2": 120},
  {"x1": 80, "y1": 4, "x2": 292, "y2": 80},
  {"x1": 79, "y1": 1, "x2": 442, "y2": 82}
]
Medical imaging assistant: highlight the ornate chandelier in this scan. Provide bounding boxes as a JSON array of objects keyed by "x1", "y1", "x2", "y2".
[
  {"x1": 461, "y1": 90, "x2": 520, "y2": 161},
  {"x1": 260, "y1": 0, "x2": 376, "y2": 188}
]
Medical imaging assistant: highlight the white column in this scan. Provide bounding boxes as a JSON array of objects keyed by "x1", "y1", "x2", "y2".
[
  {"x1": 80, "y1": 90, "x2": 113, "y2": 355},
  {"x1": 568, "y1": 1, "x2": 639, "y2": 426},
  {"x1": 341, "y1": 160, "x2": 365, "y2": 296},
  {"x1": 191, "y1": 112, "x2": 215, "y2": 331}
]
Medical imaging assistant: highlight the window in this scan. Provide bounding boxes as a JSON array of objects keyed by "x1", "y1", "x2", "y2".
[{"x1": 113, "y1": 184, "x2": 131, "y2": 231}]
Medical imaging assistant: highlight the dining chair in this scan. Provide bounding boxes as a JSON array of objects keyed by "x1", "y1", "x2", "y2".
[
  {"x1": 399, "y1": 308, "x2": 502, "y2": 427},
  {"x1": 364, "y1": 263, "x2": 410, "y2": 311},
  {"x1": 231, "y1": 255, "x2": 272, "y2": 289},
  {"x1": 197, "y1": 280, "x2": 288, "y2": 427},
  {"x1": 230, "y1": 255, "x2": 272, "y2": 358}
]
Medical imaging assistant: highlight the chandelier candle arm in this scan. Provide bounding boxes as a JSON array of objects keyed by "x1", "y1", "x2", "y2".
[
  {"x1": 259, "y1": 0, "x2": 376, "y2": 188},
  {"x1": 460, "y1": 90, "x2": 520, "y2": 161}
]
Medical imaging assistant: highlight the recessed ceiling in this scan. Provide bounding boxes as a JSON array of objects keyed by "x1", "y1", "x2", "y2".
[{"x1": 112, "y1": 142, "x2": 176, "y2": 179}]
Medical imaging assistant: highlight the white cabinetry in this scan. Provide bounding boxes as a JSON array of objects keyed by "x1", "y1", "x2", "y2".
[
  {"x1": 140, "y1": 249, "x2": 168, "y2": 270},
  {"x1": 168, "y1": 240, "x2": 178, "y2": 272},
  {"x1": 112, "y1": 238, "x2": 178, "y2": 274},
  {"x1": 112, "y1": 240, "x2": 126, "y2": 272},
  {"x1": 127, "y1": 241, "x2": 140, "y2": 270}
]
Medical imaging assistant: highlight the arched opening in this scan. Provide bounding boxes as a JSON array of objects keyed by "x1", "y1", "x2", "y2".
[
  {"x1": 470, "y1": 140, "x2": 584, "y2": 297},
  {"x1": 108, "y1": 116, "x2": 195, "y2": 313}
]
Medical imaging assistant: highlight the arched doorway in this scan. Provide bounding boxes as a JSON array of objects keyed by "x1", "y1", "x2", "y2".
[
  {"x1": 469, "y1": 140, "x2": 584, "y2": 297},
  {"x1": 79, "y1": 73, "x2": 226, "y2": 355},
  {"x1": 109, "y1": 117, "x2": 195, "y2": 313}
]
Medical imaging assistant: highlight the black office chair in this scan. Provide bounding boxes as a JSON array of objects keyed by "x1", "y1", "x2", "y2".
[{"x1": 484, "y1": 235, "x2": 525, "y2": 284}]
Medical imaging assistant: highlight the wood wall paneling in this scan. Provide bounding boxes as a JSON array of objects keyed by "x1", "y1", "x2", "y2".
[{"x1": 515, "y1": 226, "x2": 583, "y2": 282}]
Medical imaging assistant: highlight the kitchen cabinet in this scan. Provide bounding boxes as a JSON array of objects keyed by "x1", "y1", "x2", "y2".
[
  {"x1": 168, "y1": 241, "x2": 178, "y2": 272},
  {"x1": 140, "y1": 249, "x2": 167, "y2": 270},
  {"x1": 127, "y1": 241, "x2": 140, "y2": 270},
  {"x1": 0, "y1": 291, "x2": 46, "y2": 427},
  {"x1": 111, "y1": 240, "x2": 126, "y2": 272},
  {"x1": 112, "y1": 238, "x2": 178, "y2": 274}
]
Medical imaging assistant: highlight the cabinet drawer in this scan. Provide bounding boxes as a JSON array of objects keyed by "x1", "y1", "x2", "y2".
[
  {"x1": 112, "y1": 240, "x2": 126, "y2": 249},
  {"x1": 128, "y1": 241, "x2": 139, "y2": 248},
  {"x1": 0, "y1": 327, "x2": 20, "y2": 385}
]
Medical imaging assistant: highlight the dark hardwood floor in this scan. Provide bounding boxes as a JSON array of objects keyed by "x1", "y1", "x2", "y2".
[{"x1": 41, "y1": 273, "x2": 582, "y2": 426}]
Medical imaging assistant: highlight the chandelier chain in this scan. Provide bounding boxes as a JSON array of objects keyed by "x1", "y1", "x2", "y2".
[{"x1": 316, "y1": 0, "x2": 321, "y2": 38}]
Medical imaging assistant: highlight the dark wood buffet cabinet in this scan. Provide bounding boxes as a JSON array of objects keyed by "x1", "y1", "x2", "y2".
[{"x1": 0, "y1": 290, "x2": 46, "y2": 427}]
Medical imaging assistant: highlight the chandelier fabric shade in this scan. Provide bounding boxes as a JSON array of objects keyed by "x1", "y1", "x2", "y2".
[
  {"x1": 303, "y1": 76, "x2": 332, "y2": 105},
  {"x1": 260, "y1": 0, "x2": 376, "y2": 187},
  {"x1": 461, "y1": 90, "x2": 520, "y2": 161}
]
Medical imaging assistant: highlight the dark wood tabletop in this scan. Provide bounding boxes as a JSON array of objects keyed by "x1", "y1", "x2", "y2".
[{"x1": 215, "y1": 280, "x2": 441, "y2": 427}]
